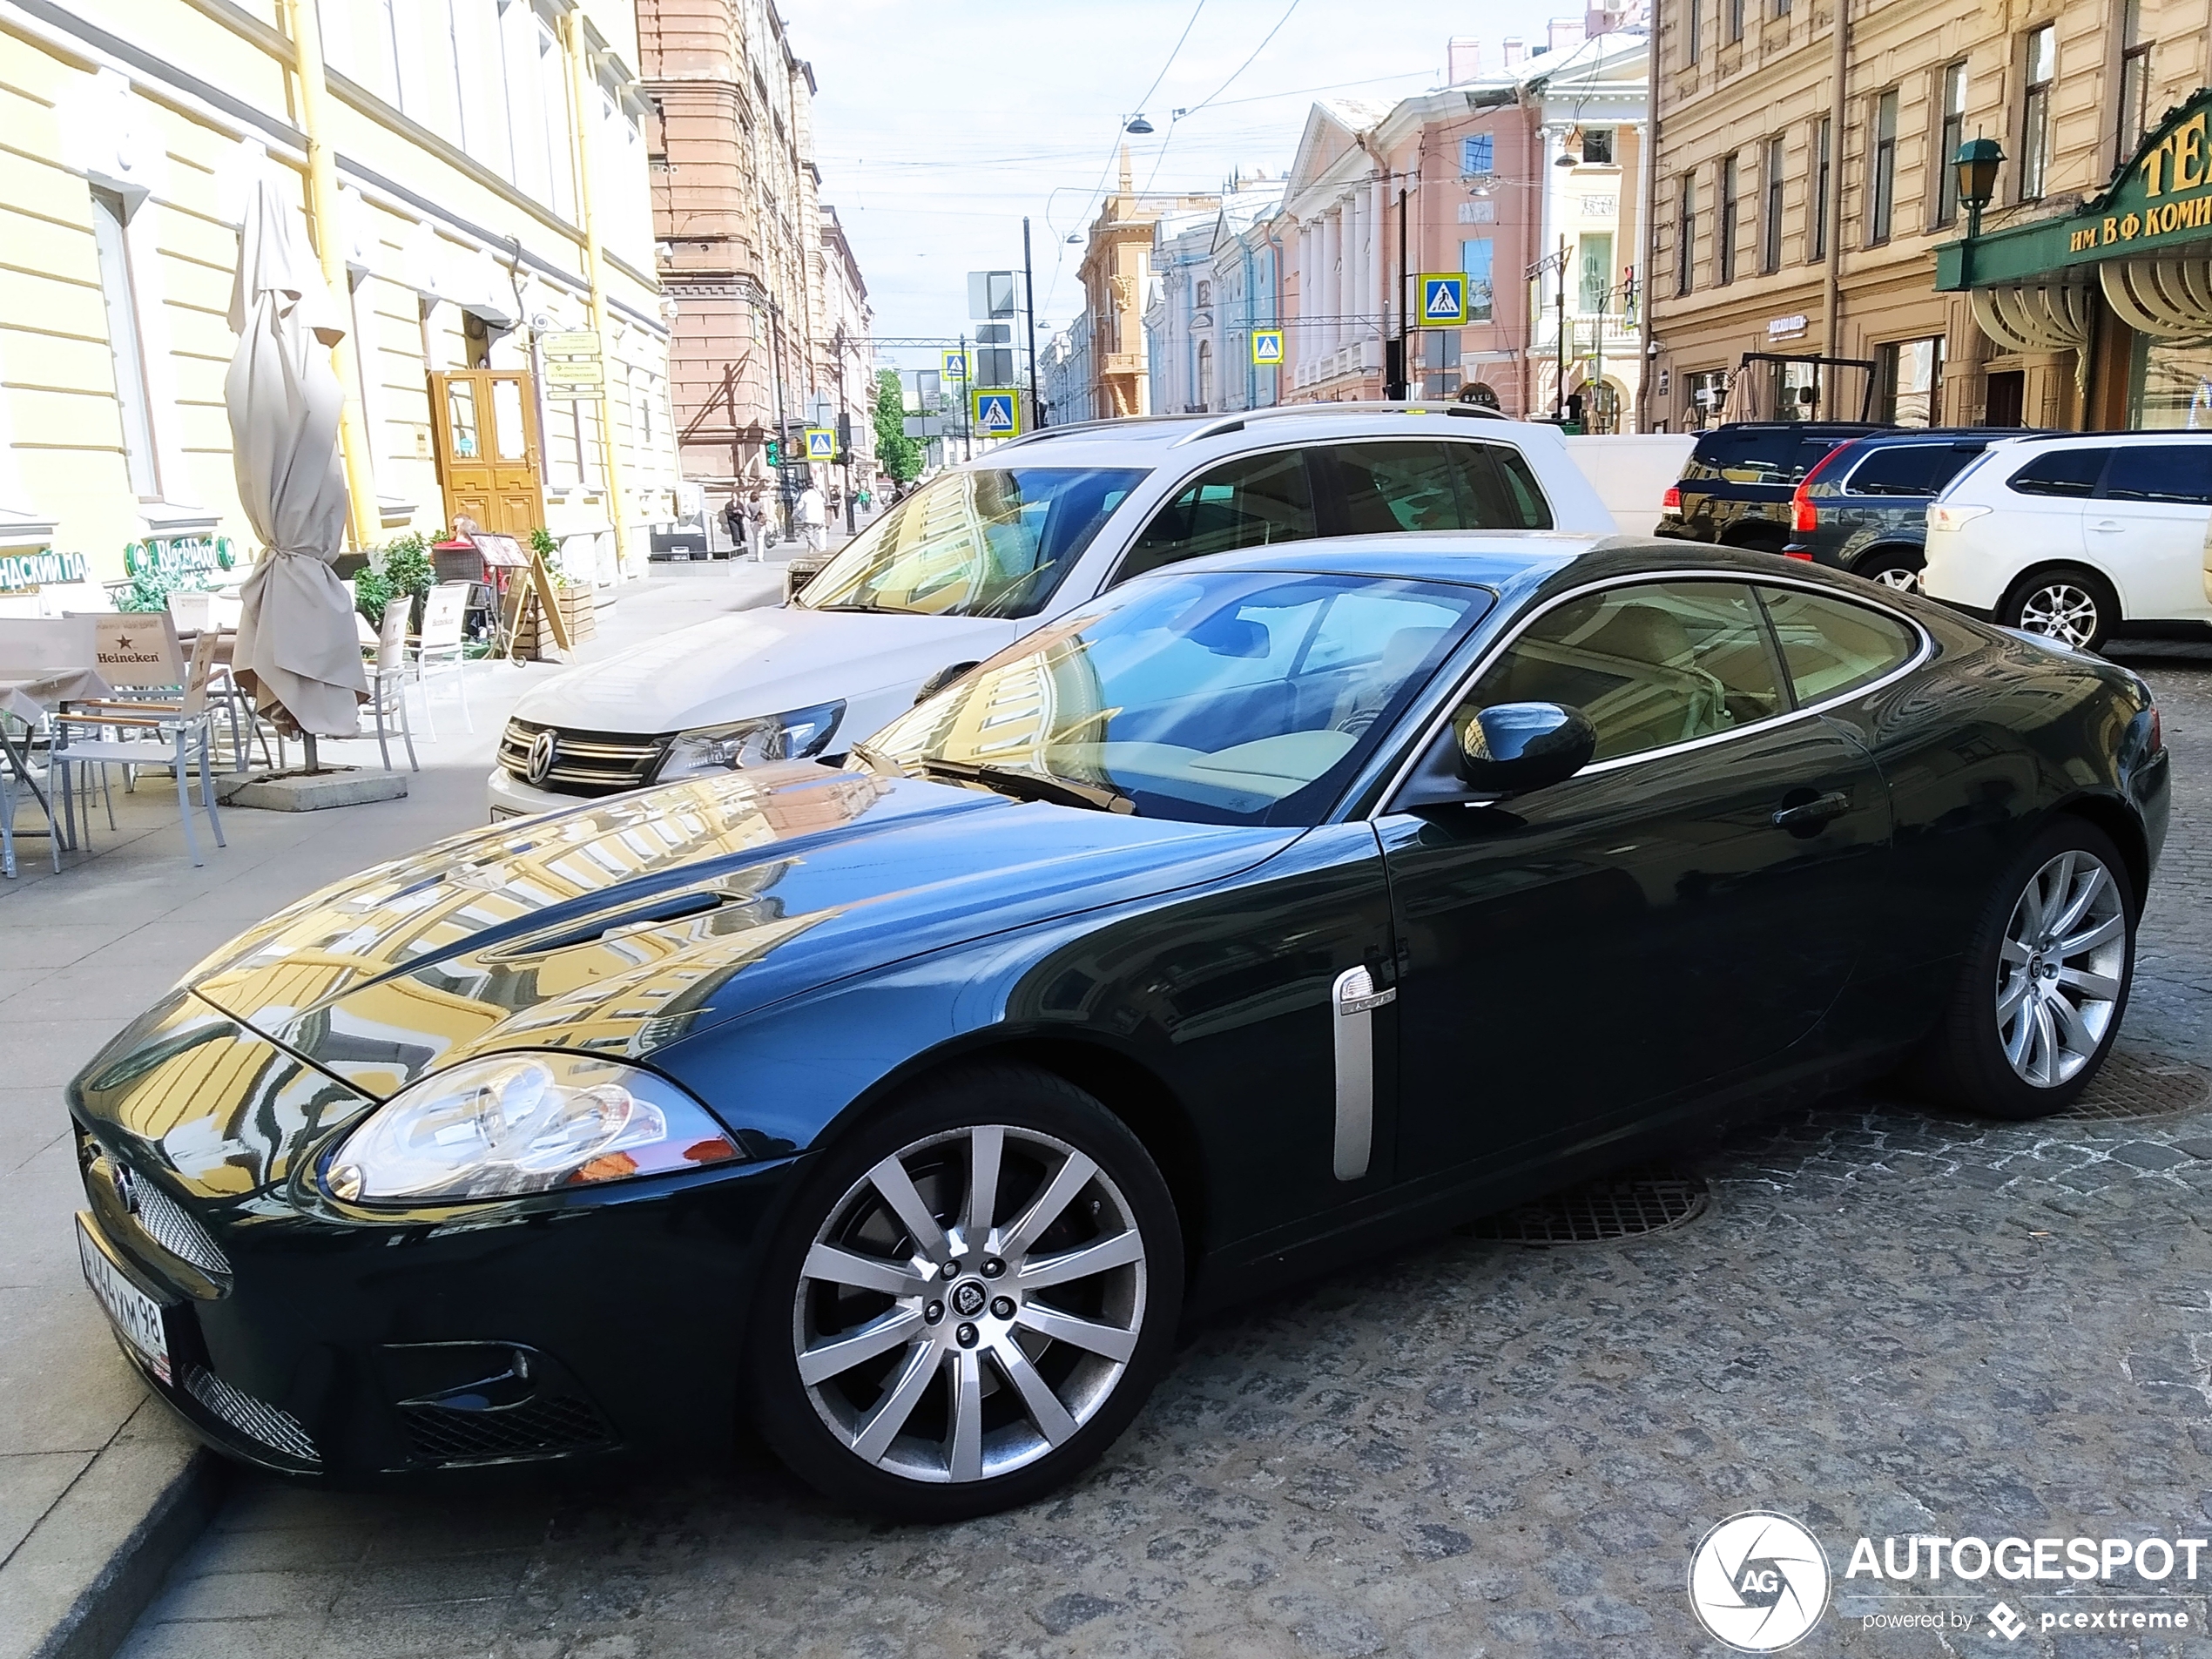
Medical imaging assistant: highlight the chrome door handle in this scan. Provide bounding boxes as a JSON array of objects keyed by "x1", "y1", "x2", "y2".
[
  {"x1": 1771, "y1": 790, "x2": 1851, "y2": 831},
  {"x1": 2089, "y1": 520, "x2": 2124, "y2": 533}
]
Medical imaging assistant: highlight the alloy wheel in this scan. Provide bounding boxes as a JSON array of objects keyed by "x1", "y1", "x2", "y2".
[
  {"x1": 792, "y1": 1123, "x2": 1148, "y2": 1484},
  {"x1": 1869, "y1": 565, "x2": 1921, "y2": 592},
  {"x1": 2016, "y1": 583, "x2": 2101, "y2": 649},
  {"x1": 1995, "y1": 848, "x2": 2126, "y2": 1088}
]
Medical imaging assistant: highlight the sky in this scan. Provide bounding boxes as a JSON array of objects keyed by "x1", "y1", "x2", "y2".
[{"x1": 780, "y1": 0, "x2": 1590, "y2": 376}]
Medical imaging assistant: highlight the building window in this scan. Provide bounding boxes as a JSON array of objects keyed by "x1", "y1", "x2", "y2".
[
  {"x1": 1810, "y1": 116, "x2": 1831, "y2": 260},
  {"x1": 1717, "y1": 155, "x2": 1737, "y2": 283},
  {"x1": 1461, "y1": 133, "x2": 1494, "y2": 175},
  {"x1": 1579, "y1": 233, "x2": 1614, "y2": 314},
  {"x1": 1774, "y1": 0, "x2": 1791, "y2": 14},
  {"x1": 1935, "y1": 62, "x2": 1968, "y2": 226},
  {"x1": 1581, "y1": 128, "x2": 1615, "y2": 165},
  {"x1": 2020, "y1": 24, "x2": 2055, "y2": 200},
  {"x1": 1763, "y1": 135, "x2": 1785, "y2": 272},
  {"x1": 1687, "y1": 0, "x2": 1702, "y2": 65},
  {"x1": 1878, "y1": 336, "x2": 1946, "y2": 426},
  {"x1": 1676, "y1": 173, "x2": 1696, "y2": 295},
  {"x1": 1728, "y1": 0, "x2": 1745, "y2": 43},
  {"x1": 2118, "y1": 0, "x2": 2153, "y2": 169},
  {"x1": 89, "y1": 188, "x2": 160, "y2": 500},
  {"x1": 1684, "y1": 368, "x2": 1730, "y2": 428},
  {"x1": 1870, "y1": 90, "x2": 1898, "y2": 245},
  {"x1": 1194, "y1": 280, "x2": 1211, "y2": 308},
  {"x1": 1461, "y1": 238, "x2": 1495, "y2": 320}
]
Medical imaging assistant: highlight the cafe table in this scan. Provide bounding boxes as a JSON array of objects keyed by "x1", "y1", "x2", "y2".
[{"x1": 0, "y1": 638, "x2": 111, "y2": 875}]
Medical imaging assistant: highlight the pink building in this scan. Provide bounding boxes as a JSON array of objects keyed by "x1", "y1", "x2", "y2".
[{"x1": 1278, "y1": 24, "x2": 1649, "y2": 427}]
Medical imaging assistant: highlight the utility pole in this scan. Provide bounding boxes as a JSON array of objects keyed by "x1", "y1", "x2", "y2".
[
  {"x1": 1393, "y1": 185, "x2": 1411, "y2": 400},
  {"x1": 1554, "y1": 234, "x2": 1568, "y2": 421},
  {"x1": 959, "y1": 331, "x2": 973, "y2": 461},
  {"x1": 1022, "y1": 218, "x2": 1043, "y2": 430}
]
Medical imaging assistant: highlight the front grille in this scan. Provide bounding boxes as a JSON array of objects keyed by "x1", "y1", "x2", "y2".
[
  {"x1": 185, "y1": 1366, "x2": 320, "y2": 1464},
  {"x1": 130, "y1": 1182, "x2": 230, "y2": 1276},
  {"x1": 400, "y1": 1395, "x2": 611, "y2": 1465},
  {"x1": 499, "y1": 718, "x2": 670, "y2": 797}
]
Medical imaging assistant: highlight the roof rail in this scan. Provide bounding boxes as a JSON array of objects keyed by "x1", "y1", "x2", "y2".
[
  {"x1": 1168, "y1": 400, "x2": 1515, "y2": 445},
  {"x1": 993, "y1": 414, "x2": 1212, "y2": 452}
]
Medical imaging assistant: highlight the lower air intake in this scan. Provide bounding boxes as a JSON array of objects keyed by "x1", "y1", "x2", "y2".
[
  {"x1": 185, "y1": 1367, "x2": 320, "y2": 1464},
  {"x1": 400, "y1": 1394, "x2": 611, "y2": 1466}
]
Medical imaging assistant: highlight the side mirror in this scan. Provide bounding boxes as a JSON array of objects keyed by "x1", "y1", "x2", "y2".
[
  {"x1": 1456, "y1": 702, "x2": 1595, "y2": 796},
  {"x1": 914, "y1": 661, "x2": 980, "y2": 705}
]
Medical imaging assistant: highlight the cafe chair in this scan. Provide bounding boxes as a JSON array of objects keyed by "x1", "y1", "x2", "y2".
[
  {"x1": 411, "y1": 581, "x2": 473, "y2": 738},
  {"x1": 53, "y1": 631, "x2": 227, "y2": 867},
  {"x1": 362, "y1": 601, "x2": 418, "y2": 773}
]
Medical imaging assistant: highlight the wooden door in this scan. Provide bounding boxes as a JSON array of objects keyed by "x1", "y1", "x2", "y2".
[{"x1": 428, "y1": 369, "x2": 544, "y2": 536}]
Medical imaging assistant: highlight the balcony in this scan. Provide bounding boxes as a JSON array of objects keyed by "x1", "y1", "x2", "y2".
[{"x1": 1291, "y1": 335, "x2": 1380, "y2": 391}]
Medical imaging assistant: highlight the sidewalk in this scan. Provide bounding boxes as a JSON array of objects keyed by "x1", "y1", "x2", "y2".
[{"x1": 0, "y1": 558, "x2": 782, "y2": 1659}]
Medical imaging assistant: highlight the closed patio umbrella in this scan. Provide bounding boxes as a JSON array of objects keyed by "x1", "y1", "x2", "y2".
[{"x1": 226, "y1": 175, "x2": 365, "y2": 764}]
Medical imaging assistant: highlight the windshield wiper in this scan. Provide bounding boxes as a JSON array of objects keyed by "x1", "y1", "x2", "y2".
[{"x1": 919, "y1": 759, "x2": 1135, "y2": 815}]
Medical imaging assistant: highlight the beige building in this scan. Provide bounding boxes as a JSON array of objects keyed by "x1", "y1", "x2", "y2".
[
  {"x1": 0, "y1": 0, "x2": 683, "y2": 615},
  {"x1": 641, "y1": 0, "x2": 833, "y2": 502},
  {"x1": 1645, "y1": 0, "x2": 2212, "y2": 435},
  {"x1": 1074, "y1": 150, "x2": 1217, "y2": 420}
]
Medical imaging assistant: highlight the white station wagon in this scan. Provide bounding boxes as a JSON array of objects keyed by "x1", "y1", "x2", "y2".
[{"x1": 487, "y1": 406, "x2": 1617, "y2": 819}]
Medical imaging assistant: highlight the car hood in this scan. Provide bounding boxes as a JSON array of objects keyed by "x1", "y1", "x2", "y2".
[
  {"x1": 515, "y1": 605, "x2": 1020, "y2": 734},
  {"x1": 72, "y1": 765, "x2": 1295, "y2": 1195}
]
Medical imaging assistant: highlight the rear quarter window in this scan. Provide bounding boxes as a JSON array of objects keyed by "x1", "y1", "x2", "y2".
[
  {"x1": 2007, "y1": 448, "x2": 2111, "y2": 498},
  {"x1": 1844, "y1": 444, "x2": 1985, "y2": 497},
  {"x1": 1689, "y1": 430, "x2": 1847, "y2": 486},
  {"x1": 1759, "y1": 587, "x2": 1921, "y2": 703}
]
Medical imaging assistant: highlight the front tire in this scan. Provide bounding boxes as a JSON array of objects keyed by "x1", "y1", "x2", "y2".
[
  {"x1": 1918, "y1": 818, "x2": 2136, "y2": 1119},
  {"x1": 2000, "y1": 565, "x2": 2119, "y2": 653},
  {"x1": 750, "y1": 1064, "x2": 1183, "y2": 1520}
]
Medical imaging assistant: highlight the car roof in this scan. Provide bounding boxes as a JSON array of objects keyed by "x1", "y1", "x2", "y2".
[{"x1": 975, "y1": 402, "x2": 1528, "y2": 469}]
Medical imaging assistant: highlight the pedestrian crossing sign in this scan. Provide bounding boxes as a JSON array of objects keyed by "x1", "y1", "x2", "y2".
[
  {"x1": 971, "y1": 389, "x2": 1021, "y2": 436},
  {"x1": 1420, "y1": 273, "x2": 1469, "y2": 326},
  {"x1": 941, "y1": 349, "x2": 968, "y2": 381},
  {"x1": 1250, "y1": 329, "x2": 1285, "y2": 366},
  {"x1": 804, "y1": 427, "x2": 836, "y2": 461}
]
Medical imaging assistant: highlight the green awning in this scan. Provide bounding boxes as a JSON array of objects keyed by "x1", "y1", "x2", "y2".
[{"x1": 1939, "y1": 88, "x2": 2212, "y2": 289}]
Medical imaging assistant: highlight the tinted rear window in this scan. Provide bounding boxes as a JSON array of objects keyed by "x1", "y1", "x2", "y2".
[
  {"x1": 1690, "y1": 430, "x2": 1847, "y2": 486},
  {"x1": 1844, "y1": 444, "x2": 1986, "y2": 497},
  {"x1": 2101, "y1": 444, "x2": 2212, "y2": 506},
  {"x1": 2008, "y1": 448, "x2": 2110, "y2": 498}
]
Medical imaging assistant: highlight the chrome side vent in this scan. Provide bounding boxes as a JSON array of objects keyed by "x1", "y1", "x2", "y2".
[
  {"x1": 185, "y1": 1367, "x2": 320, "y2": 1464},
  {"x1": 130, "y1": 1180, "x2": 231, "y2": 1277},
  {"x1": 1331, "y1": 965, "x2": 1395, "y2": 1181}
]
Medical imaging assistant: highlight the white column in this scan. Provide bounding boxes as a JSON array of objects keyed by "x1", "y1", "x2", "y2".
[
  {"x1": 1325, "y1": 206, "x2": 1344, "y2": 353},
  {"x1": 1371, "y1": 175, "x2": 1389, "y2": 346}
]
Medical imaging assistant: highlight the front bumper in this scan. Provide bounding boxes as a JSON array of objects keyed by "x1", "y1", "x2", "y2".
[
  {"x1": 485, "y1": 764, "x2": 624, "y2": 821},
  {"x1": 71, "y1": 1119, "x2": 800, "y2": 1484}
]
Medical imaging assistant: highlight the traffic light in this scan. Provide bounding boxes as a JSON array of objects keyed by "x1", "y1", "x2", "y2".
[{"x1": 765, "y1": 437, "x2": 781, "y2": 467}]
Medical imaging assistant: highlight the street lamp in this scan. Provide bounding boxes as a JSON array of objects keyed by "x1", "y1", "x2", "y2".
[
  {"x1": 1953, "y1": 138, "x2": 2003, "y2": 241},
  {"x1": 1123, "y1": 113, "x2": 1154, "y2": 135}
]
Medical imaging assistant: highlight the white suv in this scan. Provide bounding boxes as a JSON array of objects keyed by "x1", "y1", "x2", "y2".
[
  {"x1": 1922, "y1": 430, "x2": 2212, "y2": 652},
  {"x1": 487, "y1": 407, "x2": 1615, "y2": 819}
]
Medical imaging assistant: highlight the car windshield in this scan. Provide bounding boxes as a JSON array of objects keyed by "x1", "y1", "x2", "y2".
[
  {"x1": 796, "y1": 466, "x2": 1148, "y2": 618},
  {"x1": 861, "y1": 571, "x2": 1489, "y2": 826}
]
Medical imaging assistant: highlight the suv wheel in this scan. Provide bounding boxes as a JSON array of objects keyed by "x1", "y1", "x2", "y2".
[
  {"x1": 1853, "y1": 551, "x2": 1924, "y2": 592},
  {"x1": 2000, "y1": 565, "x2": 2118, "y2": 653}
]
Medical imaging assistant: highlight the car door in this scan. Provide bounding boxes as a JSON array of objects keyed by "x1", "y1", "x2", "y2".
[
  {"x1": 1104, "y1": 447, "x2": 1321, "y2": 587},
  {"x1": 1376, "y1": 577, "x2": 1892, "y2": 1173},
  {"x1": 2086, "y1": 443, "x2": 2212, "y2": 622},
  {"x1": 1988, "y1": 443, "x2": 2105, "y2": 567}
]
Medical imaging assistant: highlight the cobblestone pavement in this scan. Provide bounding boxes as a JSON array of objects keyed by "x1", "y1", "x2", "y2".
[{"x1": 113, "y1": 644, "x2": 2212, "y2": 1659}]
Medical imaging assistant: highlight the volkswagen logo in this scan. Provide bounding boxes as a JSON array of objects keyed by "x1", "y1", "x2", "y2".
[
  {"x1": 1688, "y1": 1512, "x2": 1831, "y2": 1651},
  {"x1": 524, "y1": 729, "x2": 558, "y2": 786}
]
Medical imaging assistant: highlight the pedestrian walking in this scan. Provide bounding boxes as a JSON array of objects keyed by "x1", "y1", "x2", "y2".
[
  {"x1": 720, "y1": 495, "x2": 744, "y2": 557},
  {"x1": 795, "y1": 480, "x2": 827, "y2": 554},
  {"x1": 739, "y1": 490, "x2": 766, "y2": 562}
]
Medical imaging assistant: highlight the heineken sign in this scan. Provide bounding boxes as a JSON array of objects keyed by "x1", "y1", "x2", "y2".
[
  {"x1": 0, "y1": 548, "x2": 87, "y2": 594},
  {"x1": 1939, "y1": 88, "x2": 2212, "y2": 289},
  {"x1": 123, "y1": 535, "x2": 234, "y2": 579}
]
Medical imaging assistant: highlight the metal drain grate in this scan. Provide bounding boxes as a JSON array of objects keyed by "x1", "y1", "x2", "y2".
[
  {"x1": 1461, "y1": 1175, "x2": 1712, "y2": 1245},
  {"x1": 2066, "y1": 1051, "x2": 2212, "y2": 1123}
]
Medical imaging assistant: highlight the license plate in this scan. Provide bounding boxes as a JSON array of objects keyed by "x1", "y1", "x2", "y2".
[
  {"x1": 489, "y1": 806, "x2": 523, "y2": 822},
  {"x1": 76, "y1": 1215, "x2": 172, "y2": 1384}
]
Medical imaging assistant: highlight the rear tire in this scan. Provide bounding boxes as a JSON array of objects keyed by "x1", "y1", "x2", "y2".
[
  {"x1": 749, "y1": 1063, "x2": 1183, "y2": 1521},
  {"x1": 1999, "y1": 565, "x2": 2119, "y2": 653},
  {"x1": 1914, "y1": 817, "x2": 2136, "y2": 1120},
  {"x1": 1853, "y1": 550, "x2": 1924, "y2": 592}
]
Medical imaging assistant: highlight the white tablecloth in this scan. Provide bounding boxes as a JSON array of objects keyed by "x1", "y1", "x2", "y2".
[{"x1": 0, "y1": 666, "x2": 114, "y2": 726}]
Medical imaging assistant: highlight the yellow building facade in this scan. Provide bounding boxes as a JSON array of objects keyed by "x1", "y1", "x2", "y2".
[{"x1": 0, "y1": 0, "x2": 683, "y2": 613}]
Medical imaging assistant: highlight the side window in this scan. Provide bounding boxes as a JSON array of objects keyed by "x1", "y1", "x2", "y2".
[
  {"x1": 2101, "y1": 444, "x2": 2212, "y2": 506},
  {"x1": 1845, "y1": 445, "x2": 1961, "y2": 496},
  {"x1": 1757, "y1": 587, "x2": 1919, "y2": 704},
  {"x1": 1117, "y1": 449, "x2": 1316, "y2": 583},
  {"x1": 2008, "y1": 448, "x2": 2111, "y2": 497},
  {"x1": 1460, "y1": 582, "x2": 1784, "y2": 763},
  {"x1": 1318, "y1": 441, "x2": 1553, "y2": 535}
]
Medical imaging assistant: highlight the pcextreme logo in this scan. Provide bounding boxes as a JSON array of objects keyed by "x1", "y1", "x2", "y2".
[{"x1": 1688, "y1": 1512, "x2": 1832, "y2": 1651}]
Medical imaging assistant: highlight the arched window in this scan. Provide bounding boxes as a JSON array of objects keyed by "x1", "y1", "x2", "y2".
[
  {"x1": 1195, "y1": 280, "x2": 1212, "y2": 308},
  {"x1": 1197, "y1": 340, "x2": 1216, "y2": 410}
]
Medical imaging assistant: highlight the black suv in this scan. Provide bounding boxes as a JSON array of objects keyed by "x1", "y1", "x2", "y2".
[
  {"x1": 1655, "y1": 421, "x2": 1885, "y2": 551},
  {"x1": 1781, "y1": 428, "x2": 2033, "y2": 590}
]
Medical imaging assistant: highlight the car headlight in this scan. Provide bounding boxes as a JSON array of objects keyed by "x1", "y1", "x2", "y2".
[
  {"x1": 656, "y1": 702, "x2": 845, "y2": 780},
  {"x1": 321, "y1": 1053, "x2": 741, "y2": 1204}
]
